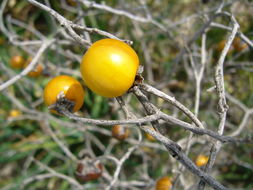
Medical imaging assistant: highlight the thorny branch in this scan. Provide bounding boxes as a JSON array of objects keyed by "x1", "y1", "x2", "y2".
[{"x1": 198, "y1": 11, "x2": 240, "y2": 190}]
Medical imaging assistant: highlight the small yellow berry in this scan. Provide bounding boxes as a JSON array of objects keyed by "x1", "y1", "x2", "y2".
[
  {"x1": 9, "y1": 109, "x2": 22, "y2": 118},
  {"x1": 196, "y1": 155, "x2": 209, "y2": 167},
  {"x1": 156, "y1": 176, "x2": 172, "y2": 190}
]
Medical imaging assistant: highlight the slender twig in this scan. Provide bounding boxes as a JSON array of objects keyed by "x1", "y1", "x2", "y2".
[
  {"x1": 139, "y1": 83, "x2": 205, "y2": 129},
  {"x1": 42, "y1": 121, "x2": 77, "y2": 161},
  {"x1": 0, "y1": 39, "x2": 54, "y2": 91},
  {"x1": 79, "y1": 0, "x2": 168, "y2": 32},
  {"x1": 106, "y1": 145, "x2": 139, "y2": 190},
  {"x1": 28, "y1": 0, "x2": 131, "y2": 45},
  {"x1": 131, "y1": 86, "x2": 227, "y2": 190},
  {"x1": 211, "y1": 22, "x2": 253, "y2": 48},
  {"x1": 32, "y1": 158, "x2": 83, "y2": 190},
  {"x1": 172, "y1": 32, "x2": 207, "y2": 189},
  {"x1": 198, "y1": 12, "x2": 239, "y2": 190}
]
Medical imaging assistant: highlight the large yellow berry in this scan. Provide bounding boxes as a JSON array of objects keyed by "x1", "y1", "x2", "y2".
[
  {"x1": 44, "y1": 75, "x2": 85, "y2": 113},
  {"x1": 80, "y1": 39, "x2": 139, "y2": 98}
]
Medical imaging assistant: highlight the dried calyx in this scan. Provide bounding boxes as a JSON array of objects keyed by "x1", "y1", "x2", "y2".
[{"x1": 76, "y1": 157, "x2": 103, "y2": 182}]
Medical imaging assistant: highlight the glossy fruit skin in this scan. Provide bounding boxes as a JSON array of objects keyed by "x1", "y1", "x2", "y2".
[
  {"x1": 24, "y1": 57, "x2": 43, "y2": 77},
  {"x1": 10, "y1": 55, "x2": 25, "y2": 69},
  {"x1": 156, "y1": 176, "x2": 172, "y2": 190},
  {"x1": 196, "y1": 154, "x2": 209, "y2": 167},
  {"x1": 44, "y1": 75, "x2": 85, "y2": 113},
  {"x1": 80, "y1": 38, "x2": 139, "y2": 98},
  {"x1": 112, "y1": 125, "x2": 130, "y2": 140}
]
